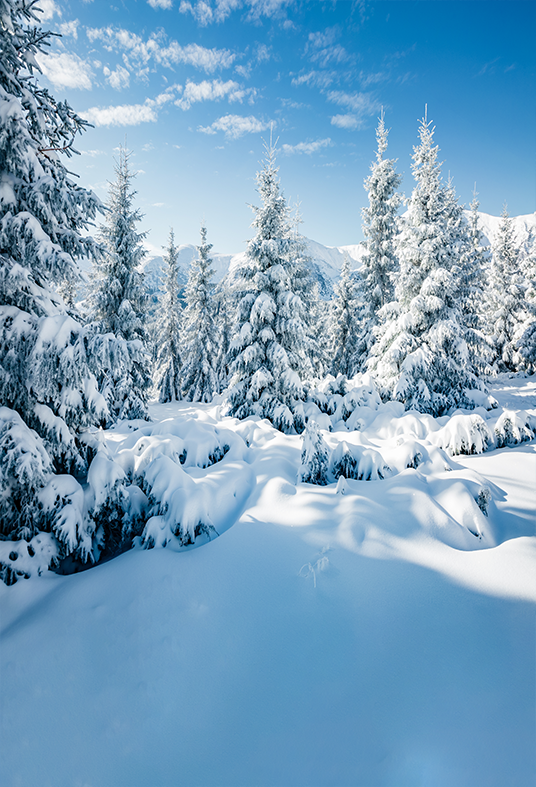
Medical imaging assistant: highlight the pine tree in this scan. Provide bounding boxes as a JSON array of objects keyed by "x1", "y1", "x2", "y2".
[
  {"x1": 155, "y1": 228, "x2": 182, "y2": 402},
  {"x1": 358, "y1": 110, "x2": 402, "y2": 363},
  {"x1": 0, "y1": 0, "x2": 109, "y2": 580},
  {"x1": 227, "y1": 142, "x2": 313, "y2": 433},
  {"x1": 367, "y1": 112, "x2": 482, "y2": 415},
  {"x1": 214, "y1": 277, "x2": 232, "y2": 391},
  {"x1": 460, "y1": 189, "x2": 493, "y2": 372},
  {"x1": 180, "y1": 225, "x2": 219, "y2": 402},
  {"x1": 329, "y1": 254, "x2": 362, "y2": 378},
  {"x1": 88, "y1": 146, "x2": 151, "y2": 420},
  {"x1": 486, "y1": 205, "x2": 527, "y2": 371}
]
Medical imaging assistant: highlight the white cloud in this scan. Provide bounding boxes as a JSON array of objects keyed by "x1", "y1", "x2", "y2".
[
  {"x1": 330, "y1": 114, "x2": 360, "y2": 130},
  {"x1": 327, "y1": 90, "x2": 380, "y2": 120},
  {"x1": 87, "y1": 26, "x2": 235, "y2": 74},
  {"x1": 36, "y1": 52, "x2": 93, "y2": 90},
  {"x1": 80, "y1": 149, "x2": 106, "y2": 157},
  {"x1": 148, "y1": 0, "x2": 173, "y2": 7},
  {"x1": 198, "y1": 114, "x2": 269, "y2": 138},
  {"x1": 291, "y1": 70, "x2": 336, "y2": 89},
  {"x1": 310, "y1": 43, "x2": 348, "y2": 67},
  {"x1": 104, "y1": 65, "x2": 130, "y2": 90},
  {"x1": 176, "y1": 78, "x2": 254, "y2": 110},
  {"x1": 359, "y1": 70, "x2": 388, "y2": 88},
  {"x1": 178, "y1": 0, "x2": 293, "y2": 25},
  {"x1": 281, "y1": 138, "x2": 332, "y2": 155},
  {"x1": 35, "y1": 0, "x2": 61, "y2": 21},
  {"x1": 59, "y1": 20, "x2": 79, "y2": 38},
  {"x1": 82, "y1": 103, "x2": 157, "y2": 127},
  {"x1": 82, "y1": 88, "x2": 177, "y2": 126}
]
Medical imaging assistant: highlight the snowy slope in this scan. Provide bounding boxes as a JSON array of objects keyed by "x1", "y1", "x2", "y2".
[{"x1": 1, "y1": 377, "x2": 535, "y2": 787}]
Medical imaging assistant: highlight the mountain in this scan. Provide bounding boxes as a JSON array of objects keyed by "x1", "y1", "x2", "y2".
[{"x1": 78, "y1": 211, "x2": 535, "y2": 307}]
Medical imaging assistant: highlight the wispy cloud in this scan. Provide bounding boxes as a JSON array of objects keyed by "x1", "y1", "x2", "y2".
[
  {"x1": 82, "y1": 89, "x2": 176, "y2": 127},
  {"x1": 148, "y1": 0, "x2": 173, "y2": 8},
  {"x1": 291, "y1": 70, "x2": 336, "y2": 90},
  {"x1": 175, "y1": 78, "x2": 255, "y2": 110},
  {"x1": 82, "y1": 103, "x2": 158, "y2": 126},
  {"x1": 198, "y1": 113, "x2": 269, "y2": 138},
  {"x1": 327, "y1": 90, "x2": 380, "y2": 129},
  {"x1": 86, "y1": 26, "x2": 235, "y2": 75},
  {"x1": 36, "y1": 52, "x2": 93, "y2": 90},
  {"x1": 59, "y1": 20, "x2": 79, "y2": 38},
  {"x1": 34, "y1": 0, "x2": 61, "y2": 21},
  {"x1": 104, "y1": 65, "x2": 130, "y2": 90},
  {"x1": 330, "y1": 114, "x2": 361, "y2": 130},
  {"x1": 178, "y1": 0, "x2": 293, "y2": 26},
  {"x1": 306, "y1": 27, "x2": 348, "y2": 68},
  {"x1": 281, "y1": 138, "x2": 332, "y2": 155}
]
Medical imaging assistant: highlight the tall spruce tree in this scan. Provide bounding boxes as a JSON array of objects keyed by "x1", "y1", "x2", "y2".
[
  {"x1": 0, "y1": 0, "x2": 110, "y2": 581},
  {"x1": 180, "y1": 225, "x2": 219, "y2": 402},
  {"x1": 368, "y1": 112, "x2": 482, "y2": 415},
  {"x1": 329, "y1": 254, "x2": 362, "y2": 378},
  {"x1": 358, "y1": 110, "x2": 402, "y2": 364},
  {"x1": 227, "y1": 142, "x2": 313, "y2": 433},
  {"x1": 88, "y1": 146, "x2": 151, "y2": 421},
  {"x1": 155, "y1": 228, "x2": 182, "y2": 402},
  {"x1": 485, "y1": 205, "x2": 527, "y2": 371}
]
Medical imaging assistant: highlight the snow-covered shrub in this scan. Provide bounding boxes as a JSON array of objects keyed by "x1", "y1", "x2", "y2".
[
  {"x1": 298, "y1": 421, "x2": 330, "y2": 485},
  {"x1": 493, "y1": 410, "x2": 535, "y2": 448},
  {"x1": 432, "y1": 414, "x2": 492, "y2": 456},
  {"x1": 330, "y1": 441, "x2": 390, "y2": 481},
  {"x1": 0, "y1": 533, "x2": 58, "y2": 586}
]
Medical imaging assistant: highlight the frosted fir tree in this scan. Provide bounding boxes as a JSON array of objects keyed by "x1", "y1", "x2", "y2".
[
  {"x1": 329, "y1": 254, "x2": 362, "y2": 377},
  {"x1": 368, "y1": 112, "x2": 482, "y2": 416},
  {"x1": 459, "y1": 189, "x2": 493, "y2": 372},
  {"x1": 227, "y1": 141, "x2": 313, "y2": 433},
  {"x1": 213, "y1": 277, "x2": 232, "y2": 391},
  {"x1": 298, "y1": 420, "x2": 330, "y2": 485},
  {"x1": 0, "y1": 0, "x2": 112, "y2": 580},
  {"x1": 88, "y1": 146, "x2": 151, "y2": 421},
  {"x1": 358, "y1": 110, "x2": 402, "y2": 361},
  {"x1": 515, "y1": 229, "x2": 536, "y2": 372},
  {"x1": 155, "y1": 228, "x2": 182, "y2": 402},
  {"x1": 180, "y1": 225, "x2": 219, "y2": 403},
  {"x1": 290, "y1": 203, "x2": 322, "y2": 376},
  {"x1": 485, "y1": 205, "x2": 527, "y2": 371}
]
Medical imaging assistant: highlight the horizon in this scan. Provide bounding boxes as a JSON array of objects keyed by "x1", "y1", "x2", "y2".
[{"x1": 34, "y1": 0, "x2": 536, "y2": 254}]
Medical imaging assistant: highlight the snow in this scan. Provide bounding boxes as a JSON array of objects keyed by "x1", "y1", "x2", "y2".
[{"x1": 1, "y1": 377, "x2": 535, "y2": 786}]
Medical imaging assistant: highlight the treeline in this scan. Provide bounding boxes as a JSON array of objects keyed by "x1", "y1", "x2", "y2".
[{"x1": 0, "y1": 1, "x2": 534, "y2": 583}]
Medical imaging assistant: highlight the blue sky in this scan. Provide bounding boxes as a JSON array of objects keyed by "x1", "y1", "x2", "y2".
[{"x1": 35, "y1": 0, "x2": 535, "y2": 254}]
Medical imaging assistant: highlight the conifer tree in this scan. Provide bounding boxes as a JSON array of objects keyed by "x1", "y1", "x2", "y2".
[
  {"x1": 368, "y1": 112, "x2": 482, "y2": 415},
  {"x1": 0, "y1": 0, "x2": 109, "y2": 580},
  {"x1": 227, "y1": 142, "x2": 313, "y2": 433},
  {"x1": 485, "y1": 205, "x2": 527, "y2": 371},
  {"x1": 155, "y1": 228, "x2": 182, "y2": 402},
  {"x1": 358, "y1": 110, "x2": 402, "y2": 361},
  {"x1": 88, "y1": 146, "x2": 151, "y2": 420},
  {"x1": 214, "y1": 277, "x2": 232, "y2": 391},
  {"x1": 329, "y1": 254, "x2": 362, "y2": 378},
  {"x1": 180, "y1": 225, "x2": 219, "y2": 402}
]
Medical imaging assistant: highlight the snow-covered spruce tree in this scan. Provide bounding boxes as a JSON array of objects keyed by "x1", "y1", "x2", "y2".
[
  {"x1": 367, "y1": 112, "x2": 483, "y2": 416},
  {"x1": 0, "y1": 0, "x2": 111, "y2": 581},
  {"x1": 88, "y1": 146, "x2": 151, "y2": 421},
  {"x1": 358, "y1": 110, "x2": 402, "y2": 363},
  {"x1": 329, "y1": 253, "x2": 362, "y2": 377},
  {"x1": 227, "y1": 142, "x2": 313, "y2": 433},
  {"x1": 485, "y1": 205, "x2": 527, "y2": 371},
  {"x1": 298, "y1": 420, "x2": 330, "y2": 485},
  {"x1": 516, "y1": 228, "x2": 536, "y2": 373},
  {"x1": 180, "y1": 225, "x2": 219, "y2": 402},
  {"x1": 155, "y1": 228, "x2": 182, "y2": 402},
  {"x1": 213, "y1": 277, "x2": 232, "y2": 391},
  {"x1": 458, "y1": 189, "x2": 492, "y2": 372}
]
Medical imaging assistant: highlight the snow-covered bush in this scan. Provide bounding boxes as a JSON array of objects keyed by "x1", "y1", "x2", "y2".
[
  {"x1": 493, "y1": 410, "x2": 535, "y2": 447},
  {"x1": 330, "y1": 441, "x2": 390, "y2": 481},
  {"x1": 432, "y1": 414, "x2": 492, "y2": 456},
  {"x1": 298, "y1": 420, "x2": 330, "y2": 485}
]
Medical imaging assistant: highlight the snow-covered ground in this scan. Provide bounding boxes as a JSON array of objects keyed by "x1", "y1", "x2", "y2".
[{"x1": 1, "y1": 377, "x2": 535, "y2": 787}]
